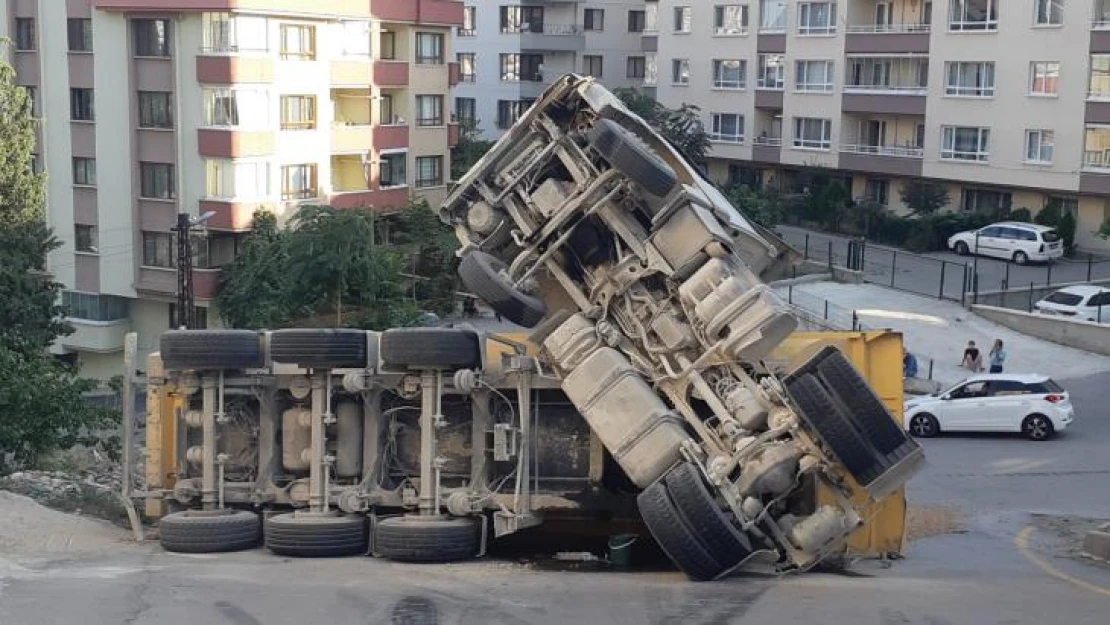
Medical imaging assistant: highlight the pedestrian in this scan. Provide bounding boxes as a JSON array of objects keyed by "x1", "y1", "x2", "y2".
[
  {"x1": 903, "y1": 349, "x2": 918, "y2": 379},
  {"x1": 960, "y1": 340, "x2": 983, "y2": 372},
  {"x1": 989, "y1": 339, "x2": 1006, "y2": 373}
]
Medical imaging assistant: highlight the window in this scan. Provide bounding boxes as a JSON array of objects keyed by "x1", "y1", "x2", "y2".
[
  {"x1": 795, "y1": 60, "x2": 834, "y2": 92},
  {"x1": 415, "y1": 156, "x2": 444, "y2": 188},
  {"x1": 758, "y1": 54, "x2": 785, "y2": 89},
  {"x1": 280, "y1": 24, "x2": 315, "y2": 60},
  {"x1": 949, "y1": 0, "x2": 998, "y2": 31},
  {"x1": 501, "y1": 53, "x2": 544, "y2": 81},
  {"x1": 1034, "y1": 0, "x2": 1062, "y2": 25},
  {"x1": 416, "y1": 95, "x2": 444, "y2": 126},
  {"x1": 380, "y1": 30, "x2": 396, "y2": 60},
  {"x1": 380, "y1": 153, "x2": 407, "y2": 187},
  {"x1": 73, "y1": 157, "x2": 96, "y2": 186},
  {"x1": 1025, "y1": 130, "x2": 1055, "y2": 164},
  {"x1": 15, "y1": 18, "x2": 35, "y2": 51},
  {"x1": 941, "y1": 126, "x2": 991, "y2": 161},
  {"x1": 961, "y1": 188, "x2": 1010, "y2": 212},
  {"x1": 63, "y1": 292, "x2": 130, "y2": 322},
  {"x1": 583, "y1": 55, "x2": 604, "y2": 78},
  {"x1": 1091, "y1": 55, "x2": 1110, "y2": 99},
  {"x1": 645, "y1": 3, "x2": 659, "y2": 32},
  {"x1": 280, "y1": 95, "x2": 316, "y2": 130},
  {"x1": 68, "y1": 19, "x2": 93, "y2": 52},
  {"x1": 798, "y1": 2, "x2": 836, "y2": 35},
  {"x1": 458, "y1": 53, "x2": 476, "y2": 82},
  {"x1": 875, "y1": 1, "x2": 893, "y2": 26},
  {"x1": 645, "y1": 53, "x2": 658, "y2": 85},
  {"x1": 205, "y1": 160, "x2": 270, "y2": 198},
  {"x1": 341, "y1": 20, "x2": 371, "y2": 56},
  {"x1": 416, "y1": 32, "x2": 444, "y2": 64},
  {"x1": 281, "y1": 164, "x2": 317, "y2": 200},
  {"x1": 714, "y1": 5, "x2": 749, "y2": 35},
  {"x1": 711, "y1": 113, "x2": 745, "y2": 142},
  {"x1": 134, "y1": 19, "x2": 171, "y2": 56},
  {"x1": 865, "y1": 179, "x2": 889, "y2": 205},
  {"x1": 204, "y1": 88, "x2": 269, "y2": 127},
  {"x1": 760, "y1": 0, "x2": 788, "y2": 30},
  {"x1": 202, "y1": 13, "x2": 268, "y2": 53},
  {"x1": 460, "y1": 6, "x2": 477, "y2": 36},
  {"x1": 22, "y1": 86, "x2": 37, "y2": 118},
  {"x1": 142, "y1": 232, "x2": 175, "y2": 267},
  {"x1": 712, "y1": 59, "x2": 746, "y2": 89},
  {"x1": 793, "y1": 117, "x2": 832, "y2": 150},
  {"x1": 1029, "y1": 62, "x2": 1060, "y2": 96},
  {"x1": 456, "y1": 97, "x2": 477, "y2": 124},
  {"x1": 627, "y1": 56, "x2": 646, "y2": 79},
  {"x1": 70, "y1": 88, "x2": 94, "y2": 121},
  {"x1": 380, "y1": 94, "x2": 395, "y2": 124},
  {"x1": 674, "y1": 7, "x2": 692, "y2": 32},
  {"x1": 497, "y1": 100, "x2": 531, "y2": 129},
  {"x1": 672, "y1": 59, "x2": 691, "y2": 84},
  {"x1": 945, "y1": 61, "x2": 995, "y2": 97},
  {"x1": 628, "y1": 10, "x2": 646, "y2": 32},
  {"x1": 1085, "y1": 125, "x2": 1110, "y2": 167},
  {"x1": 500, "y1": 6, "x2": 544, "y2": 33},
  {"x1": 584, "y1": 8, "x2": 605, "y2": 31},
  {"x1": 75, "y1": 225, "x2": 98, "y2": 253},
  {"x1": 140, "y1": 163, "x2": 176, "y2": 199},
  {"x1": 169, "y1": 304, "x2": 208, "y2": 329},
  {"x1": 138, "y1": 92, "x2": 173, "y2": 129}
]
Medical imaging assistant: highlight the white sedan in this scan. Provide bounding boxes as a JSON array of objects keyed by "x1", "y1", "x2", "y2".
[
  {"x1": 1034, "y1": 285, "x2": 1110, "y2": 324},
  {"x1": 904, "y1": 374, "x2": 1074, "y2": 441}
]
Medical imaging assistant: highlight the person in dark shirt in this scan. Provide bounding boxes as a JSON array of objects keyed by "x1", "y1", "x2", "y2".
[{"x1": 961, "y1": 340, "x2": 983, "y2": 372}]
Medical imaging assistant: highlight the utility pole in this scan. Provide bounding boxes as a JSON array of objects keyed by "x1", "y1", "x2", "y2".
[{"x1": 174, "y1": 211, "x2": 217, "y2": 330}]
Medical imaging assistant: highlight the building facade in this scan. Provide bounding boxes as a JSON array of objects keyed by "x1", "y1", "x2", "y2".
[
  {"x1": 1, "y1": 0, "x2": 463, "y2": 379},
  {"x1": 650, "y1": 0, "x2": 1110, "y2": 254},
  {"x1": 454, "y1": 0, "x2": 649, "y2": 138}
]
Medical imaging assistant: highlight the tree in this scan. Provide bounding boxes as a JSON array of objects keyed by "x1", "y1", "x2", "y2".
[
  {"x1": 215, "y1": 211, "x2": 294, "y2": 329},
  {"x1": 613, "y1": 88, "x2": 712, "y2": 164},
  {"x1": 1099, "y1": 219, "x2": 1110, "y2": 240},
  {"x1": 900, "y1": 181, "x2": 950, "y2": 216},
  {"x1": 450, "y1": 119, "x2": 495, "y2": 181}
]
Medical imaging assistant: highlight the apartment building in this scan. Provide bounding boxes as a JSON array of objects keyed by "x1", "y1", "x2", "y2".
[
  {"x1": 651, "y1": 0, "x2": 1110, "y2": 254},
  {"x1": 1, "y1": 0, "x2": 463, "y2": 379},
  {"x1": 454, "y1": 1, "x2": 648, "y2": 138}
]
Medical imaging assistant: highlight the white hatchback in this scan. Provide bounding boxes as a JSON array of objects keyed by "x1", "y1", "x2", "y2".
[
  {"x1": 1034, "y1": 285, "x2": 1110, "y2": 324},
  {"x1": 904, "y1": 374, "x2": 1074, "y2": 441},
  {"x1": 948, "y1": 222, "x2": 1064, "y2": 265}
]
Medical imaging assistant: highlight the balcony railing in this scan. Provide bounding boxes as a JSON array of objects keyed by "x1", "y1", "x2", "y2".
[
  {"x1": 1095, "y1": 19, "x2": 1110, "y2": 30},
  {"x1": 1083, "y1": 150, "x2": 1110, "y2": 169},
  {"x1": 844, "y1": 83, "x2": 928, "y2": 95},
  {"x1": 503, "y1": 23, "x2": 582, "y2": 36},
  {"x1": 753, "y1": 136, "x2": 783, "y2": 146},
  {"x1": 846, "y1": 23, "x2": 931, "y2": 33},
  {"x1": 842, "y1": 143, "x2": 924, "y2": 158},
  {"x1": 709, "y1": 133, "x2": 745, "y2": 144}
]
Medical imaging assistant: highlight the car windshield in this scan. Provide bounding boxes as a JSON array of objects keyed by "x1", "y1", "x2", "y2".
[
  {"x1": 1041, "y1": 230, "x2": 1061, "y2": 243},
  {"x1": 1044, "y1": 291, "x2": 1084, "y2": 306}
]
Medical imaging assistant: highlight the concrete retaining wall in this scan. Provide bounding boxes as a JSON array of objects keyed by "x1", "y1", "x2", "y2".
[
  {"x1": 971, "y1": 305, "x2": 1110, "y2": 356},
  {"x1": 965, "y1": 277, "x2": 1110, "y2": 311}
]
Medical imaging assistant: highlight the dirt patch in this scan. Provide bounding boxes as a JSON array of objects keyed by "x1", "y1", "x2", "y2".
[
  {"x1": 0, "y1": 490, "x2": 128, "y2": 556},
  {"x1": 1029, "y1": 513, "x2": 1110, "y2": 570},
  {"x1": 906, "y1": 503, "x2": 966, "y2": 541}
]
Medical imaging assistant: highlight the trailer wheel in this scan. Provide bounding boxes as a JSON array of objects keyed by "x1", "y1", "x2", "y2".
[
  {"x1": 264, "y1": 513, "x2": 368, "y2": 557},
  {"x1": 373, "y1": 515, "x2": 480, "y2": 563},
  {"x1": 815, "y1": 352, "x2": 909, "y2": 455},
  {"x1": 637, "y1": 481, "x2": 725, "y2": 581},
  {"x1": 787, "y1": 374, "x2": 877, "y2": 484},
  {"x1": 269, "y1": 329, "x2": 369, "y2": 369},
  {"x1": 588, "y1": 118, "x2": 678, "y2": 197},
  {"x1": 379, "y1": 328, "x2": 482, "y2": 370},
  {"x1": 160, "y1": 330, "x2": 263, "y2": 371},
  {"x1": 664, "y1": 463, "x2": 753, "y2": 568},
  {"x1": 159, "y1": 509, "x2": 260, "y2": 553},
  {"x1": 458, "y1": 251, "x2": 546, "y2": 328}
]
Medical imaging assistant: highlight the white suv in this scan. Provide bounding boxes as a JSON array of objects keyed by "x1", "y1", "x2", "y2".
[{"x1": 948, "y1": 222, "x2": 1064, "y2": 265}]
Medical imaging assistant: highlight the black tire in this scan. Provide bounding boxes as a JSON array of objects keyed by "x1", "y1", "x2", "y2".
[
  {"x1": 458, "y1": 251, "x2": 546, "y2": 328},
  {"x1": 379, "y1": 328, "x2": 482, "y2": 370},
  {"x1": 1022, "y1": 414, "x2": 1055, "y2": 441},
  {"x1": 160, "y1": 330, "x2": 263, "y2": 370},
  {"x1": 374, "y1": 515, "x2": 479, "y2": 563},
  {"x1": 527, "y1": 309, "x2": 575, "y2": 347},
  {"x1": 159, "y1": 509, "x2": 260, "y2": 553},
  {"x1": 816, "y1": 353, "x2": 908, "y2": 455},
  {"x1": 908, "y1": 413, "x2": 940, "y2": 438},
  {"x1": 1013, "y1": 251, "x2": 1029, "y2": 266},
  {"x1": 269, "y1": 329, "x2": 368, "y2": 369},
  {"x1": 265, "y1": 513, "x2": 368, "y2": 557},
  {"x1": 955, "y1": 241, "x2": 970, "y2": 256},
  {"x1": 787, "y1": 374, "x2": 878, "y2": 485},
  {"x1": 664, "y1": 463, "x2": 752, "y2": 567},
  {"x1": 637, "y1": 482, "x2": 725, "y2": 581},
  {"x1": 588, "y1": 118, "x2": 678, "y2": 197}
]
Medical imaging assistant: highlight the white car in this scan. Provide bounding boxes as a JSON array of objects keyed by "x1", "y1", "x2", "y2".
[
  {"x1": 904, "y1": 374, "x2": 1074, "y2": 441},
  {"x1": 948, "y1": 222, "x2": 1064, "y2": 265},
  {"x1": 1034, "y1": 285, "x2": 1110, "y2": 323}
]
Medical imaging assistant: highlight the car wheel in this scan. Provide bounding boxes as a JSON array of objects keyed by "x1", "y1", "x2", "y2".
[
  {"x1": 955, "y1": 242, "x2": 970, "y2": 256},
  {"x1": 588, "y1": 118, "x2": 678, "y2": 197},
  {"x1": 1022, "y1": 414, "x2": 1054, "y2": 441},
  {"x1": 908, "y1": 413, "x2": 940, "y2": 438},
  {"x1": 1013, "y1": 251, "x2": 1029, "y2": 265},
  {"x1": 159, "y1": 509, "x2": 260, "y2": 553},
  {"x1": 458, "y1": 251, "x2": 546, "y2": 328}
]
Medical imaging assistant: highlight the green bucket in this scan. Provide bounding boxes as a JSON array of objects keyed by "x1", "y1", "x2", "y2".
[{"x1": 608, "y1": 533, "x2": 639, "y2": 569}]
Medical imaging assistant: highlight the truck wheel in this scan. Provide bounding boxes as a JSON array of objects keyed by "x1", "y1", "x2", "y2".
[
  {"x1": 588, "y1": 118, "x2": 678, "y2": 197},
  {"x1": 458, "y1": 251, "x2": 546, "y2": 328},
  {"x1": 264, "y1": 513, "x2": 368, "y2": 557},
  {"x1": 379, "y1": 328, "x2": 482, "y2": 370},
  {"x1": 786, "y1": 374, "x2": 878, "y2": 486},
  {"x1": 159, "y1": 509, "x2": 260, "y2": 553},
  {"x1": 269, "y1": 329, "x2": 368, "y2": 369},
  {"x1": 373, "y1": 515, "x2": 480, "y2": 563},
  {"x1": 637, "y1": 481, "x2": 725, "y2": 581},
  {"x1": 160, "y1": 330, "x2": 263, "y2": 371},
  {"x1": 815, "y1": 352, "x2": 908, "y2": 455},
  {"x1": 664, "y1": 463, "x2": 753, "y2": 567}
]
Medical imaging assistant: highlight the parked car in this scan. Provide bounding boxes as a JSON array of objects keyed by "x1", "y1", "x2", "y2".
[
  {"x1": 1033, "y1": 285, "x2": 1110, "y2": 323},
  {"x1": 948, "y1": 222, "x2": 1064, "y2": 265},
  {"x1": 904, "y1": 374, "x2": 1074, "y2": 441}
]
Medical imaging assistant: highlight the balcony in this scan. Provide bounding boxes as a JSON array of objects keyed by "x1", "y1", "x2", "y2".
[
  {"x1": 331, "y1": 59, "x2": 373, "y2": 85},
  {"x1": 845, "y1": 24, "x2": 930, "y2": 54},
  {"x1": 197, "y1": 129, "x2": 275, "y2": 158},
  {"x1": 373, "y1": 124, "x2": 410, "y2": 150},
  {"x1": 839, "y1": 143, "x2": 924, "y2": 176},
  {"x1": 514, "y1": 24, "x2": 585, "y2": 52},
  {"x1": 199, "y1": 199, "x2": 264, "y2": 231},
  {"x1": 136, "y1": 267, "x2": 220, "y2": 300},
  {"x1": 60, "y1": 318, "x2": 133, "y2": 354},
  {"x1": 370, "y1": 0, "x2": 465, "y2": 26},
  {"x1": 752, "y1": 135, "x2": 782, "y2": 163},
  {"x1": 331, "y1": 124, "x2": 373, "y2": 153},
  {"x1": 196, "y1": 55, "x2": 273, "y2": 84},
  {"x1": 373, "y1": 61, "x2": 410, "y2": 87},
  {"x1": 448, "y1": 122, "x2": 459, "y2": 148}
]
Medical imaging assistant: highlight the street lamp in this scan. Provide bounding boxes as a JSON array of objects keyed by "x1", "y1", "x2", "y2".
[{"x1": 174, "y1": 211, "x2": 216, "y2": 330}]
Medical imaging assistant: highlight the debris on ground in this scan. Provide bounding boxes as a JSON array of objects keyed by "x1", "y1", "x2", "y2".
[
  {"x1": 906, "y1": 503, "x2": 966, "y2": 540},
  {"x1": 1030, "y1": 513, "x2": 1110, "y2": 570},
  {"x1": 0, "y1": 490, "x2": 127, "y2": 555}
]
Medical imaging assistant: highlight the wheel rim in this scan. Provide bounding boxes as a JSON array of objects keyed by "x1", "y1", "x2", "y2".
[
  {"x1": 1015, "y1": 253, "x2": 1028, "y2": 265},
  {"x1": 911, "y1": 416, "x2": 933, "y2": 436},
  {"x1": 1028, "y1": 417, "x2": 1049, "y2": 440},
  {"x1": 957, "y1": 243, "x2": 968, "y2": 255}
]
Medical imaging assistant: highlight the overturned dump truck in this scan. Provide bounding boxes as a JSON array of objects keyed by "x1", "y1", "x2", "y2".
[{"x1": 146, "y1": 74, "x2": 923, "y2": 580}]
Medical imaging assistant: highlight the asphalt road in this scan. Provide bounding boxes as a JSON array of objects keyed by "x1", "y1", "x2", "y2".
[
  {"x1": 776, "y1": 225, "x2": 1110, "y2": 302},
  {"x1": 2, "y1": 373, "x2": 1109, "y2": 624}
]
